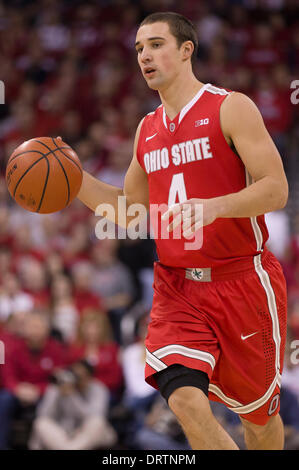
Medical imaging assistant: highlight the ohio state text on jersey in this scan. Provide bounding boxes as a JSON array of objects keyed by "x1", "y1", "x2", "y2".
[{"x1": 136, "y1": 83, "x2": 268, "y2": 268}]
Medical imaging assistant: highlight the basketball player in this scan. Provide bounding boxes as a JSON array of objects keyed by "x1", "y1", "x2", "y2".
[{"x1": 77, "y1": 12, "x2": 289, "y2": 450}]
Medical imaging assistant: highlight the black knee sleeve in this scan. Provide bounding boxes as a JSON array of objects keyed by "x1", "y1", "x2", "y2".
[{"x1": 154, "y1": 364, "x2": 209, "y2": 402}]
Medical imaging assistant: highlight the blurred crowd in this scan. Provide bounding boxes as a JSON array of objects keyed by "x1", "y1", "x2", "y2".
[{"x1": 0, "y1": 0, "x2": 298, "y2": 450}]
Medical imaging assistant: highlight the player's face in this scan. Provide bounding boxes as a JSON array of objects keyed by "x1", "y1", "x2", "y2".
[{"x1": 135, "y1": 22, "x2": 183, "y2": 91}]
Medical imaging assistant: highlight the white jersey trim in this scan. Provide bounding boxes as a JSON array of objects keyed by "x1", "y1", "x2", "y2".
[
  {"x1": 178, "y1": 83, "x2": 211, "y2": 124},
  {"x1": 162, "y1": 83, "x2": 212, "y2": 130},
  {"x1": 205, "y1": 84, "x2": 230, "y2": 96}
]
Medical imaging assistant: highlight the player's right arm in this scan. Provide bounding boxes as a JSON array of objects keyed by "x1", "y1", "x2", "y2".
[{"x1": 77, "y1": 118, "x2": 149, "y2": 227}]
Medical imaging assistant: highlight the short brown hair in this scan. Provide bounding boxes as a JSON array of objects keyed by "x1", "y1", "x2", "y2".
[
  {"x1": 77, "y1": 310, "x2": 113, "y2": 345},
  {"x1": 139, "y1": 12, "x2": 199, "y2": 65}
]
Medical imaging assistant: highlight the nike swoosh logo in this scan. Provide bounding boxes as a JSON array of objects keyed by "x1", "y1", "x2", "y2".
[
  {"x1": 241, "y1": 332, "x2": 259, "y2": 341},
  {"x1": 145, "y1": 133, "x2": 157, "y2": 142}
]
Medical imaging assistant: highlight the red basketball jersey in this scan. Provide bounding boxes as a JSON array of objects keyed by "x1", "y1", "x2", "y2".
[{"x1": 136, "y1": 83, "x2": 269, "y2": 268}]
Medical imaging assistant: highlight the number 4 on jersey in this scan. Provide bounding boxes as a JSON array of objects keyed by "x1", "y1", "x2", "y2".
[{"x1": 168, "y1": 173, "x2": 187, "y2": 206}]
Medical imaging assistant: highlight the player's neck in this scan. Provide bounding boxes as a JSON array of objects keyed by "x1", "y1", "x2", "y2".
[{"x1": 159, "y1": 74, "x2": 205, "y2": 121}]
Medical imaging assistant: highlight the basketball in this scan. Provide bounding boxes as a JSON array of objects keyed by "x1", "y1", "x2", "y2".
[{"x1": 5, "y1": 136, "x2": 83, "y2": 214}]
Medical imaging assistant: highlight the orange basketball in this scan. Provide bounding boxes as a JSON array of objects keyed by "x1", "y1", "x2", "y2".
[{"x1": 6, "y1": 136, "x2": 83, "y2": 214}]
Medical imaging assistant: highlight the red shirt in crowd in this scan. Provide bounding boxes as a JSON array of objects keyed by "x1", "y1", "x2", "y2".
[
  {"x1": 68, "y1": 341, "x2": 123, "y2": 394},
  {"x1": 0, "y1": 328, "x2": 20, "y2": 389},
  {"x1": 73, "y1": 289, "x2": 103, "y2": 315},
  {"x1": 2, "y1": 337, "x2": 68, "y2": 395}
]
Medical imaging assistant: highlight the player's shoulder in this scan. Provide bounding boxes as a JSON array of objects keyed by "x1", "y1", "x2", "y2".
[
  {"x1": 143, "y1": 103, "x2": 163, "y2": 123},
  {"x1": 204, "y1": 83, "x2": 256, "y2": 108},
  {"x1": 220, "y1": 90, "x2": 264, "y2": 137},
  {"x1": 220, "y1": 90, "x2": 261, "y2": 119},
  {"x1": 136, "y1": 104, "x2": 162, "y2": 140},
  {"x1": 135, "y1": 104, "x2": 162, "y2": 132}
]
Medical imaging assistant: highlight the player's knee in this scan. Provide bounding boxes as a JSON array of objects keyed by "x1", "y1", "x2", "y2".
[
  {"x1": 168, "y1": 386, "x2": 209, "y2": 420},
  {"x1": 154, "y1": 365, "x2": 210, "y2": 421}
]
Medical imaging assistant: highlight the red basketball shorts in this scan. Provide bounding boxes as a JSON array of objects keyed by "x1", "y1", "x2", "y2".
[{"x1": 145, "y1": 248, "x2": 287, "y2": 425}]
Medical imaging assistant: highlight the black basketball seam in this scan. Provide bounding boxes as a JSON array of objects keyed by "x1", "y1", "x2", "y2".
[
  {"x1": 33, "y1": 139, "x2": 71, "y2": 206},
  {"x1": 7, "y1": 147, "x2": 71, "y2": 165},
  {"x1": 54, "y1": 153, "x2": 70, "y2": 206},
  {"x1": 13, "y1": 155, "x2": 45, "y2": 197},
  {"x1": 51, "y1": 137, "x2": 83, "y2": 174},
  {"x1": 36, "y1": 155, "x2": 50, "y2": 213}
]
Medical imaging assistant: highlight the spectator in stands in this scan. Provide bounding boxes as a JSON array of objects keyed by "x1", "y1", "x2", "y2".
[
  {"x1": 0, "y1": 313, "x2": 23, "y2": 449},
  {"x1": 68, "y1": 311, "x2": 123, "y2": 401},
  {"x1": 29, "y1": 359, "x2": 117, "y2": 450},
  {"x1": 50, "y1": 273, "x2": 79, "y2": 343},
  {"x1": 0, "y1": 247, "x2": 12, "y2": 287},
  {"x1": 70, "y1": 261, "x2": 102, "y2": 315},
  {"x1": 62, "y1": 223, "x2": 91, "y2": 269},
  {"x1": 0, "y1": 309, "x2": 68, "y2": 448},
  {"x1": 90, "y1": 239, "x2": 135, "y2": 343},
  {"x1": 280, "y1": 386, "x2": 299, "y2": 450},
  {"x1": 17, "y1": 257, "x2": 50, "y2": 309},
  {"x1": 133, "y1": 395, "x2": 190, "y2": 450},
  {"x1": 45, "y1": 252, "x2": 66, "y2": 280},
  {"x1": 121, "y1": 313, "x2": 158, "y2": 444},
  {"x1": 252, "y1": 73, "x2": 293, "y2": 159},
  {"x1": 265, "y1": 210, "x2": 291, "y2": 262},
  {"x1": 0, "y1": 272, "x2": 34, "y2": 323},
  {"x1": 96, "y1": 137, "x2": 133, "y2": 188},
  {"x1": 244, "y1": 22, "x2": 284, "y2": 72},
  {"x1": 0, "y1": 207, "x2": 14, "y2": 250},
  {"x1": 12, "y1": 223, "x2": 46, "y2": 264},
  {"x1": 282, "y1": 335, "x2": 299, "y2": 399}
]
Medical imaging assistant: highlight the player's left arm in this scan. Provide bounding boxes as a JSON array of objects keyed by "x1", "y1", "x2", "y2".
[
  {"x1": 216, "y1": 91, "x2": 289, "y2": 218},
  {"x1": 165, "y1": 92, "x2": 289, "y2": 237}
]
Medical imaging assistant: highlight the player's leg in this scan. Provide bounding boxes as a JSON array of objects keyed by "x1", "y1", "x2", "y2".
[
  {"x1": 155, "y1": 365, "x2": 239, "y2": 450},
  {"x1": 168, "y1": 387, "x2": 239, "y2": 450},
  {"x1": 240, "y1": 414, "x2": 284, "y2": 450}
]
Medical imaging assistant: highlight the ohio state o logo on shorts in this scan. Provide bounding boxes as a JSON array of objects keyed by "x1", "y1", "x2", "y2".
[
  {"x1": 268, "y1": 394, "x2": 280, "y2": 416},
  {"x1": 191, "y1": 268, "x2": 204, "y2": 280}
]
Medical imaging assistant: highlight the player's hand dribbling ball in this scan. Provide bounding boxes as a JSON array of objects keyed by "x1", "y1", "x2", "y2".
[{"x1": 5, "y1": 136, "x2": 82, "y2": 214}]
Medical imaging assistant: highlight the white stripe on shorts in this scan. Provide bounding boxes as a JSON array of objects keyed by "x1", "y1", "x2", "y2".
[
  {"x1": 145, "y1": 348, "x2": 167, "y2": 372},
  {"x1": 210, "y1": 254, "x2": 282, "y2": 416},
  {"x1": 153, "y1": 344, "x2": 216, "y2": 371},
  {"x1": 208, "y1": 384, "x2": 243, "y2": 408}
]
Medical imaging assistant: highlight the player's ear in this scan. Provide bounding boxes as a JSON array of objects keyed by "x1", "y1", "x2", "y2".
[{"x1": 181, "y1": 41, "x2": 194, "y2": 62}]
